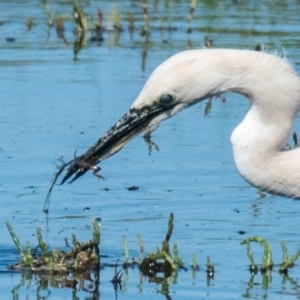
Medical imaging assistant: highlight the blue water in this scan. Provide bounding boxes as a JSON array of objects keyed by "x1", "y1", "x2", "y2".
[{"x1": 1, "y1": 0, "x2": 300, "y2": 299}]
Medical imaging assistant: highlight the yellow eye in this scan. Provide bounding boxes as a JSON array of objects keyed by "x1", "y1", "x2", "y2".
[{"x1": 159, "y1": 93, "x2": 174, "y2": 105}]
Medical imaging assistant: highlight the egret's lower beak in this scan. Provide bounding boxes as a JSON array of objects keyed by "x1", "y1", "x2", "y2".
[{"x1": 59, "y1": 102, "x2": 178, "y2": 185}]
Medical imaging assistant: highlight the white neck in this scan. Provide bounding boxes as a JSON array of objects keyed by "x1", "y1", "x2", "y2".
[{"x1": 223, "y1": 51, "x2": 300, "y2": 198}]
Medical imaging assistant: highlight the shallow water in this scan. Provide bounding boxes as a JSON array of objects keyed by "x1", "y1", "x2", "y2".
[{"x1": 1, "y1": 0, "x2": 300, "y2": 299}]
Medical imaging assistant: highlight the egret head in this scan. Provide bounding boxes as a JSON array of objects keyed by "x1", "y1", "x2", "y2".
[
  {"x1": 60, "y1": 50, "x2": 220, "y2": 184},
  {"x1": 114, "y1": 49, "x2": 226, "y2": 143}
]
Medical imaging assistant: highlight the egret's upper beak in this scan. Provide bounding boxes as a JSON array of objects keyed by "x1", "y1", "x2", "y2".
[{"x1": 58, "y1": 100, "x2": 179, "y2": 185}]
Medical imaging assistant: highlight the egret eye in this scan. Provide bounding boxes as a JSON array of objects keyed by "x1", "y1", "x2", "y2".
[{"x1": 159, "y1": 93, "x2": 174, "y2": 105}]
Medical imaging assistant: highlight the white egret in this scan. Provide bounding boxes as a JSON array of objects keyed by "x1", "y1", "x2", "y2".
[{"x1": 48, "y1": 49, "x2": 300, "y2": 201}]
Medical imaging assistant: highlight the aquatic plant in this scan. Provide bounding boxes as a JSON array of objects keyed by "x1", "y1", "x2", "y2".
[
  {"x1": 241, "y1": 236, "x2": 273, "y2": 272},
  {"x1": 41, "y1": 0, "x2": 53, "y2": 27},
  {"x1": 122, "y1": 236, "x2": 130, "y2": 265},
  {"x1": 128, "y1": 12, "x2": 134, "y2": 32},
  {"x1": 191, "y1": 253, "x2": 199, "y2": 279},
  {"x1": 139, "y1": 213, "x2": 184, "y2": 279},
  {"x1": 6, "y1": 219, "x2": 100, "y2": 272},
  {"x1": 279, "y1": 242, "x2": 300, "y2": 273},
  {"x1": 137, "y1": 233, "x2": 144, "y2": 263},
  {"x1": 241, "y1": 236, "x2": 300, "y2": 273},
  {"x1": 6, "y1": 221, "x2": 33, "y2": 267},
  {"x1": 206, "y1": 256, "x2": 214, "y2": 277},
  {"x1": 73, "y1": 1, "x2": 87, "y2": 32}
]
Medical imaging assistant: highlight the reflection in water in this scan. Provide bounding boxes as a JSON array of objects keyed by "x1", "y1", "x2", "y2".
[
  {"x1": 244, "y1": 271, "x2": 300, "y2": 299},
  {"x1": 8, "y1": 266, "x2": 300, "y2": 300},
  {"x1": 243, "y1": 271, "x2": 271, "y2": 298},
  {"x1": 143, "y1": 124, "x2": 160, "y2": 154},
  {"x1": 141, "y1": 37, "x2": 149, "y2": 72},
  {"x1": 11, "y1": 270, "x2": 100, "y2": 300},
  {"x1": 74, "y1": 31, "x2": 86, "y2": 61},
  {"x1": 55, "y1": 15, "x2": 68, "y2": 45},
  {"x1": 9, "y1": 266, "x2": 197, "y2": 300},
  {"x1": 107, "y1": 31, "x2": 121, "y2": 49}
]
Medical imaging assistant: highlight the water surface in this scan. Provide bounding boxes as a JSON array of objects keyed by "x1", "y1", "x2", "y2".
[{"x1": 1, "y1": 1, "x2": 300, "y2": 299}]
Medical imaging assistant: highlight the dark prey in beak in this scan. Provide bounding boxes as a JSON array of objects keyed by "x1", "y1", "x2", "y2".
[{"x1": 44, "y1": 102, "x2": 176, "y2": 213}]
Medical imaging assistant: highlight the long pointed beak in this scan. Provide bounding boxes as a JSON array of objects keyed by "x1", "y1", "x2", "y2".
[
  {"x1": 44, "y1": 98, "x2": 185, "y2": 213},
  {"x1": 55, "y1": 102, "x2": 178, "y2": 186}
]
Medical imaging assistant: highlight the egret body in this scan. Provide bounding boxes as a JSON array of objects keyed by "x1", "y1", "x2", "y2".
[{"x1": 51, "y1": 49, "x2": 300, "y2": 200}]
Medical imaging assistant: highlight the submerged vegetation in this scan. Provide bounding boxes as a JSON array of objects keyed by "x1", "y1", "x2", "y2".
[{"x1": 6, "y1": 213, "x2": 300, "y2": 298}]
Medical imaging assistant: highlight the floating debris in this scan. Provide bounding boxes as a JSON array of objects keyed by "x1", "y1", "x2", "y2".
[
  {"x1": 126, "y1": 186, "x2": 139, "y2": 191},
  {"x1": 6, "y1": 37, "x2": 15, "y2": 42}
]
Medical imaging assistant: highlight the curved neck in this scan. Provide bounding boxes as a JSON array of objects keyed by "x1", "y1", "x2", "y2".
[{"x1": 223, "y1": 51, "x2": 300, "y2": 198}]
